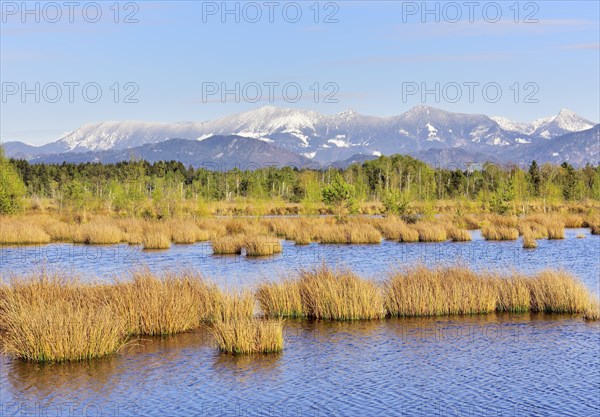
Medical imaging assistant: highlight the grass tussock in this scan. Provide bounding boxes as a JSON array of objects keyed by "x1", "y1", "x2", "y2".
[
  {"x1": 243, "y1": 236, "x2": 282, "y2": 256},
  {"x1": 482, "y1": 225, "x2": 519, "y2": 241},
  {"x1": 412, "y1": 222, "x2": 447, "y2": 242},
  {"x1": 583, "y1": 300, "x2": 600, "y2": 321},
  {"x1": 212, "y1": 235, "x2": 244, "y2": 255},
  {"x1": 0, "y1": 274, "x2": 126, "y2": 362},
  {"x1": 490, "y1": 273, "x2": 531, "y2": 312},
  {"x1": 110, "y1": 271, "x2": 218, "y2": 336},
  {"x1": 527, "y1": 271, "x2": 591, "y2": 313},
  {"x1": 0, "y1": 220, "x2": 51, "y2": 244},
  {"x1": 445, "y1": 225, "x2": 472, "y2": 242},
  {"x1": 256, "y1": 280, "x2": 304, "y2": 318},
  {"x1": 522, "y1": 227, "x2": 538, "y2": 249},
  {"x1": 79, "y1": 220, "x2": 124, "y2": 244},
  {"x1": 315, "y1": 223, "x2": 381, "y2": 244},
  {"x1": 142, "y1": 224, "x2": 171, "y2": 250},
  {"x1": 297, "y1": 266, "x2": 386, "y2": 320},
  {"x1": 210, "y1": 319, "x2": 283, "y2": 354},
  {"x1": 384, "y1": 266, "x2": 497, "y2": 317}
]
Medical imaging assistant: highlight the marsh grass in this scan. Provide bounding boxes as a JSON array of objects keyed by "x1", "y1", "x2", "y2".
[
  {"x1": 0, "y1": 274, "x2": 127, "y2": 362},
  {"x1": 384, "y1": 266, "x2": 497, "y2": 317},
  {"x1": 490, "y1": 273, "x2": 531, "y2": 312},
  {"x1": 522, "y1": 227, "x2": 538, "y2": 249},
  {"x1": 256, "y1": 280, "x2": 304, "y2": 318},
  {"x1": 79, "y1": 220, "x2": 124, "y2": 244},
  {"x1": 315, "y1": 223, "x2": 381, "y2": 244},
  {"x1": 212, "y1": 235, "x2": 244, "y2": 255},
  {"x1": 142, "y1": 224, "x2": 171, "y2": 250},
  {"x1": 297, "y1": 266, "x2": 386, "y2": 320},
  {"x1": 243, "y1": 236, "x2": 282, "y2": 256},
  {"x1": 110, "y1": 271, "x2": 216, "y2": 336},
  {"x1": 210, "y1": 319, "x2": 283, "y2": 354},
  {"x1": 0, "y1": 220, "x2": 50, "y2": 244},
  {"x1": 527, "y1": 271, "x2": 591, "y2": 313},
  {"x1": 481, "y1": 225, "x2": 519, "y2": 241},
  {"x1": 445, "y1": 225, "x2": 472, "y2": 242},
  {"x1": 412, "y1": 222, "x2": 447, "y2": 242}
]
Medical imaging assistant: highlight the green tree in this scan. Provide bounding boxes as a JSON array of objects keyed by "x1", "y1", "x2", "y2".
[
  {"x1": 322, "y1": 171, "x2": 355, "y2": 218},
  {"x1": 0, "y1": 147, "x2": 27, "y2": 214}
]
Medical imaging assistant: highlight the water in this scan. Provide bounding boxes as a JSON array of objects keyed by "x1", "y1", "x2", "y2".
[{"x1": 1, "y1": 229, "x2": 599, "y2": 416}]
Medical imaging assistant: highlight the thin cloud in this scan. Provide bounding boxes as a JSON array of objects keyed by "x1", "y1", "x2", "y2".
[{"x1": 561, "y1": 43, "x2": 600, "y2": 50}]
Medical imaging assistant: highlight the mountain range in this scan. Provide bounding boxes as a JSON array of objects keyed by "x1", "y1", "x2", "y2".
[{"x1": 3, "y1": 106, "x2": 598, "y2": 169}]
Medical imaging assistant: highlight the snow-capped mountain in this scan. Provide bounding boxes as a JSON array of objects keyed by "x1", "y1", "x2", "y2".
[
  {"x1": 528, "y1": 109, "x2": 595, "y2": 139},
  {"x1": 4, "y1": 106, "x2": 597, "y2": 166}
]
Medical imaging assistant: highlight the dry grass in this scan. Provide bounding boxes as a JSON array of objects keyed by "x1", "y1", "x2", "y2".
[
  {"x1": 212, "y1": 235, "x2": 244, "y2": 255},
  {"x1": 110, "y1": 271, "x2": 217, "y2": 336},
  {"x1": 297, "y1": 266, "x2": 386, "y2": 320},
  {"x1": 256, "y1": 279, "x2": 304, "y2": 318},
  {"x1": 545, "y1": 216, "x2": 565, "y2": 239},
  {"x1": 527, "y1": 271, "x2": 591, "y2": 313},
  {"x1": 445, "y1": 225, "x2": 472, "y2": 242},
  {"x1": 490, "y1": 273, "x2": 531, "y2": 312},
  {"x1": 482, "y1": 225, "x2": 519, "y2": 241},
  {"x1": 0, "y1": 274, "x2": 127, "y2": 362},
  {"x1": 315, "y1": 223, "x2": 381, "y2": 244},
  {"x1": 384, "y1": 266, "x2": 497, "y2": 317},
  {"x1": 243, "y1": 236, "x2": 282, "y2": 256},
  {"x1": 583, "y1": 300, "x2": 600, "y2": 321},
  {"x1": 169, "y1": 220, "x2": 205, "y2": 244},
  {"x1": 79, "y1": 220, "x2": 123, "y2": 244},
  {"x1": 412, "y1": 222, "x2": 447, "y2": 242},
  {"x1": 142, "y1": 224, "x2": 171, "y2": 250},
  {"x1": 210, "y1": 319, "x2": 283, "y2": 354},
  {"x1": 212, "y1": 290, "x2": 255, "y2": 322},
  {"x1": 522, "y1": 227, "x2": 538, "y2": 249},
  {"x1": 0, "y1": 220, "x2": 51, "y2": 244}
]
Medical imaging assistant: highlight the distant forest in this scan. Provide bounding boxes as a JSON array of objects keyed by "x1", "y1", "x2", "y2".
[{"x1": 2, "y1": 147, "x2": 599, "y2": 216}]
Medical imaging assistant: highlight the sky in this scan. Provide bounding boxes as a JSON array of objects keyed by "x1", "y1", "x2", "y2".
[{"x1": 1, "y1": 0, "x2": 599, "y2": 145}]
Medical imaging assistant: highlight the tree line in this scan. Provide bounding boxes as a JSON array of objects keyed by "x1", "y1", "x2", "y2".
[{"x1": 1, "y1": 147, "x2": 599, "y2": 216}]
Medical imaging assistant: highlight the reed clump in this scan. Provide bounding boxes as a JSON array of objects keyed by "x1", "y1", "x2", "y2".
[
  {"x1": 384, "y1": 266, "x2": 497, "y2": 317},
  {"x1": 79, "y1": 220, "x2": 124, "y2": 244},
  {"x1": 412, "y1": 222, "x2": 448, "y2": 242},
  {"x1": 243, "y1": 236, "x2": 282, "y2": 256},
  {"x1": 142, "y1": 224, "x2": 172, "y2": 250},
  {"x1": 445, "y1": 225, "x2": 472, "y2": 242},
  {"x1": 490, "y1": 273, "x2": 531, "y2": 312},
  {"x1": 482, "y1": 225, "x2": 519, "y2": 241},
  {"x1": 256, "y1": 279, "x2": 304, "y2": 318},
  {"x1": 522, "y1": 227, "x2": 538, "y2": 249},
  {"x1": 210, "y1": 319, "x2": 284, "y2": 354},
  {"x1": 527, "y1": 270, "x2": 591, "y2": 313},
  {"x1": 583, "y1": 300, "x2": 600, "y2": 321},
  {"x1": 169, "y1": 220, "x2": 205, "y2": 244},
  {"x1": 0, "y1": 220, "x2": 51, "y2": 244},
  {"x1": 0, "y1": 274, "x2": 127, "y2": 362},
  {"x1": 297, "y1": 266, "x2": 386, "y2": 320},
  {"x1": 110, "y1": 271, "x2": 218, "y2": 336},
  {"x1": 315, "y1": 223, "x2": 381, "y2": 244},
  {"x1": 212, "y1": 235, "x2": 244, "y2": 255}
]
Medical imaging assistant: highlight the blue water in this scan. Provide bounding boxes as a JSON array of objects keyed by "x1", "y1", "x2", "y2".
[{"x1": 1, "y1": 228, "x2": 599, "y2": 416}]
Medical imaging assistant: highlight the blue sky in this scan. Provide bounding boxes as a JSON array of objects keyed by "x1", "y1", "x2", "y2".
[{"x1": 1, "y1": 0, "x2": 599, "y2": 145}]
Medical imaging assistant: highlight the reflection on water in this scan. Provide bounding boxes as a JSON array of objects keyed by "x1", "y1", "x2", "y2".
[
  {"x1": 2, "y1": 229, "x2": 599, "y2": 416},
  {"x1": 1, "y1": 228, "x2": 599, "y2": 294},
  {"x1": 2, "y1": 315, "x2": 599, "y2": 417}
]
